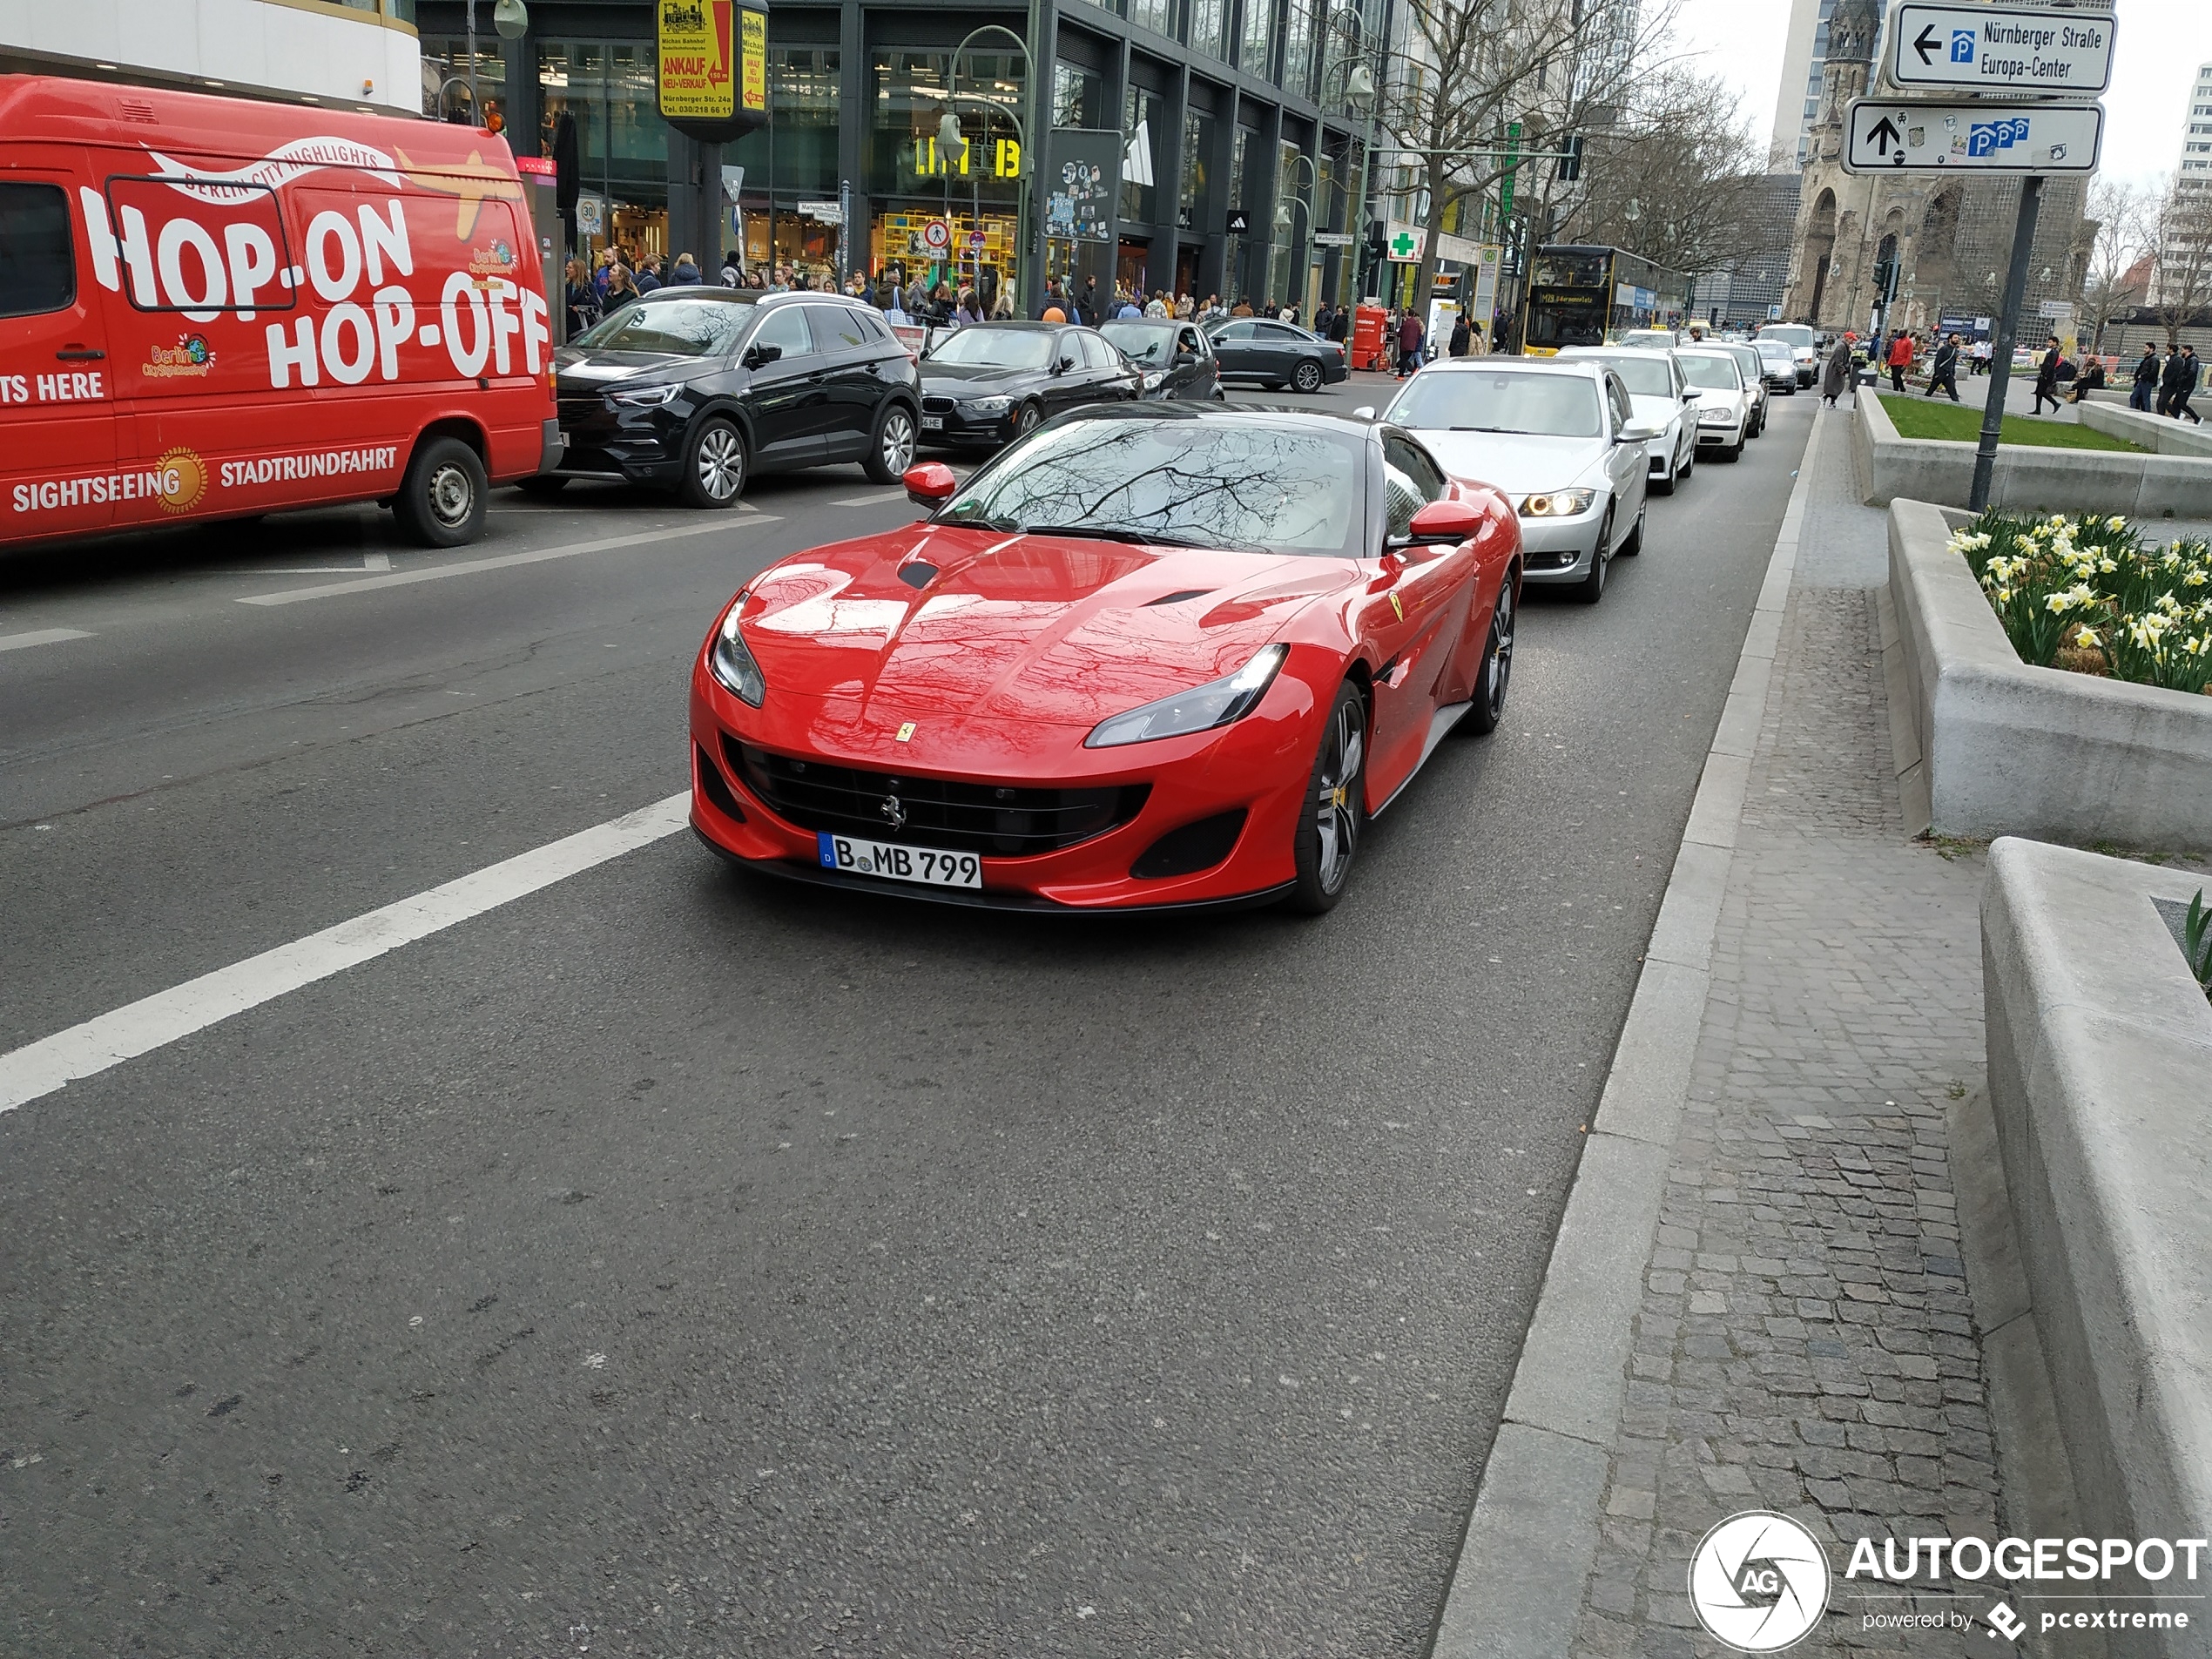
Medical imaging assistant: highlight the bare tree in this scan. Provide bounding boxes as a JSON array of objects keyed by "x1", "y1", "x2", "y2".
[
  {"x1": 2076, "y1": 178, "x2": 2153, "y2": 352},
  {"x1": 1554, "y1": 65, "x2": 1770, "y2": 278},
  {"x1": 1363, "y1": 0, "x2": 1683, "y2": 323},
  {"x1": 2151, "y1": 172, "x2": 2212, "y2": 350}
]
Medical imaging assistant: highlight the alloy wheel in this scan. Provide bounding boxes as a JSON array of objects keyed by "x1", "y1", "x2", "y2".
[
  {"x1": 697, "y1": 425, "x2": 745, "y2": 502},
  {"x1": 1312, "y1": 698, "x2": 1364, "y2": 894},
  {"x1": 1485, "y1": 583, "x2": 1514, "y2": 718},
  {"x1": 880, "y1": 408, "x2": 915, "y2": 475},
  {"x1": 1293, "y1": 360, "x2": 1323, "y2": 393}
]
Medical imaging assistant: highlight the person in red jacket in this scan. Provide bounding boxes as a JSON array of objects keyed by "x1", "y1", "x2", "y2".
[{"x1": 1886, "y1": 330, "x2": 1916, "y2": 393}]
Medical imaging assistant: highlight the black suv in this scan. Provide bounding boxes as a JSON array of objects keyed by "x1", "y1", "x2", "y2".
[{"x1": 541, "y1": 288, "x2": 921, "y2": 508}]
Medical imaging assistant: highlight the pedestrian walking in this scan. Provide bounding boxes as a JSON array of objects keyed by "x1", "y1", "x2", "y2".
[
  {"x1": 1925, "y1": 333, "x2": 1962, "y2": 402},
  {"x1": 2131, "y1": 343, "x2": 2161, "y2": 412},
  {"x1": 2168, "y1": 345, "x2": 2203, "y2": 424},
  {"x1": 1447, "y1": 312, "x2": 1472, "y2": 358},
  {"x1": 1821, "y1": 341, "x2": 1853, "y2": 408},
  {"x1": 2032, "y1": 334, "x2": 2064, "y2": 415},
  {"x1": 1396, "y1": 307, "x2": 1426, "y2": 377},
  {"x1": 1971, "y1": 338, "x2": 1992, "y2": 376},
  {"x1": 1886, "y1": 330, "x2": 1914, "y2": 393}
]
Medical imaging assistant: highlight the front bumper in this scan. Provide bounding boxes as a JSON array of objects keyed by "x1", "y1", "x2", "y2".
[
  {"x1": 554, "y1": 395, "x2": 681, "y2": 481},
  {"x1": 1695, "y1": 414, "x2": 1745, "y2": 448},
  {"x1": 1516, "y1": 500, "x2": 1609, "y2": 584},
  {"x1": 920, "y1": 396, "x2": 1018, "y2": 446},
  {"x1": 687, "y1": 658, "x2": 1325, "y2": 910}
]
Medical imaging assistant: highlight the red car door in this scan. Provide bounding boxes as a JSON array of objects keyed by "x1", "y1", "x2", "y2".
[
  {"x1": 0, "y1": 159, "x2": 121, "y2": 543},
  {"x1": 1362, "y1": 435, "x2": 1481, "y2": 802}
]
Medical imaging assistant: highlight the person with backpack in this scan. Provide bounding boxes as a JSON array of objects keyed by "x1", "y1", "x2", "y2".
[{"x1": 1925, "y1": 333, "x2": 1961, "y2": 402}]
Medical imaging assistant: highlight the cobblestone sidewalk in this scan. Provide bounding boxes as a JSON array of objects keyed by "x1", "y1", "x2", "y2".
[{"x1": 1570, "y1": 409, "x2": 2003, "y2": 1656}]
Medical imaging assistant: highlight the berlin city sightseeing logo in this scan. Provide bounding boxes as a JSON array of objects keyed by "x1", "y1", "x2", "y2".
[{"x1": 1689, "y1": 1511, "x2": 1832, "y2": 1652}]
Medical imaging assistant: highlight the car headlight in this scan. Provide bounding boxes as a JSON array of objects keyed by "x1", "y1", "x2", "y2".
[
  {"x1": 1699, "y1": 407, "x2": 1737, "y2": 425},
  {"x1": 1519, "y1": 489, "x2": 1596, "y2": 518},
  {"x1": 1084, "y1": 644, "x2": 1288, "y2": 749},
  {"x1": 610, "y1": 381, "x2": 685, "y2": 407},
  {"x1": 961, "y1": 395, "x2": 1014, "y2": 415},
  {"x1": 1141, "y1": 369, "x2": 1169, "y2": 390},
  {"x1": 708, "y1": 604, "x2": 766, "y2": 706}
]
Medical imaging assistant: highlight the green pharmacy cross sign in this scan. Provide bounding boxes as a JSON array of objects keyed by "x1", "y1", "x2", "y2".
[{"x1": 1390, "y1": 230, "x2": 1420, "y2": 260}]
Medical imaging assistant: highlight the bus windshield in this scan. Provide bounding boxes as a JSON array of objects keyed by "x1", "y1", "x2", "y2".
[{"x1": 1531, "y1": 250, "x2": 1610, "y2": 288}]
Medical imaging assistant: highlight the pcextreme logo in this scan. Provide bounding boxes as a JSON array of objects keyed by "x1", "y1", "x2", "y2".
[{"x1": 1689, "y1": 1512, "x2": 1831, "y2": 1652}]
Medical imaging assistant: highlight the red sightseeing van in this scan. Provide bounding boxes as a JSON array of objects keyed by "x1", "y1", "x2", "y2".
[{"x1": 0, "y1": 75, "x2": 558, "y2": 550}]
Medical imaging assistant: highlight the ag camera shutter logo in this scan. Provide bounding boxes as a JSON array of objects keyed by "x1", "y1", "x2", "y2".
[{"x1": 1689, "y1": 1511, "x2": 1832, "y2": 1651}]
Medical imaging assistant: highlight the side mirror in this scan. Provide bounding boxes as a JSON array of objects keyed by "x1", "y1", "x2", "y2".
[
  {"x1": 1680, "y1": 388, "x2": 1702, "y2": 401},
  {"x1": 1174, "y1": 350, "x2": 1198, "y2": 366},
  {"x1": 1352, "y1": 405, "x2": 1377, "y2": 421},
  {"x1": 903, "y1": 462, "x2": 958, "y2": 507},
  {"x1": 1406, "y1": 499, "x2": 1483, "y2": 545},
  {"x1": 1619, "y1": 421, "x2": 1661, "y2": 443},
  {"x1": 743, "y1": 342, "x2": 782, "y2": 368}
]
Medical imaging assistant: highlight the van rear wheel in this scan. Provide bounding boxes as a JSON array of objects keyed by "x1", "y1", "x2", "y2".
[{"x1": 395, "y1": 436, "x2": 488, "y2": 548}]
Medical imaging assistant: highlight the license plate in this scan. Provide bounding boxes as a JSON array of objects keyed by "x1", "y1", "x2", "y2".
[
  {"x1": 921, "y1": 415, "x2": 944, "y2": 431},
  {"x1": 817, "y1": 833, "x2": 981, "y2": 889}
]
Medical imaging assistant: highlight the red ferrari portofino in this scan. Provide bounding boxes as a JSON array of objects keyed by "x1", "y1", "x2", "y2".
[{"x1": 689, "y1": 405, "x2": 1521, "y2": 913}]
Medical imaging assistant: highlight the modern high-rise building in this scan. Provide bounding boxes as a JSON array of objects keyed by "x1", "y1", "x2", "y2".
[
  {"x1": 2151, "y1": 61, "x2": 2212, "y2": 307},
  {"x1": 1769, "y1": 0, "x2": 1836, "y2": 170}
]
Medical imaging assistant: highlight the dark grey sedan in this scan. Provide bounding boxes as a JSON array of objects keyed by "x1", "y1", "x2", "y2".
[
  {"x1": 1098, "y1": 318, "x2": 1224, "y2": 401},
  {"x1": 1204, "y1": 318, "x2": 1350, "y2": 393}
]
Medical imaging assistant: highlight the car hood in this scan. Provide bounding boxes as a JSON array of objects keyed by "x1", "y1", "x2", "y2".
[
  {"x1": 918, "y1": 362, "x2": 1052, "y2": 395},
  {"x1": 734, "y1": 525, "x2": 1352, "y2": 732},
  {"x1": 1406, "y1": 430, "x2": 1613, "y2": 496},
  {"x1": 1627, "y1": 393, "x2": 1682, "y2": 425},
  {"x1": 553, "y1": 349, "x2": 715, "y2": 391}
]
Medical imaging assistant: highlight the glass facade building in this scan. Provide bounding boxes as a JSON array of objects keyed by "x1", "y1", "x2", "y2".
[{"x1": 418, "y1": 0, "x2": 1368, "y2": 311}]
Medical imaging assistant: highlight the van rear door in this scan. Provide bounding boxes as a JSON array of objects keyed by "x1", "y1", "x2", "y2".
[{"x1": 0, "y1": 169, "x2": 120, "y2": 540}]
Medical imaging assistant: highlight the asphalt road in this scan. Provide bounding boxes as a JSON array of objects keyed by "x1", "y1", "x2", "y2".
[{"x1": 0, "y1": 374, "x2": 1817, "y2": 1657}]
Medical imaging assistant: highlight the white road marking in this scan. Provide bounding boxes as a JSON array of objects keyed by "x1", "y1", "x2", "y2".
[
  {"x1": 0, "y1": 792, "x2": 691, "y2": 1114},
  {"x1": 828, "y1": 489, "x2": 911, "y2": 507},
  {"x1": 238, "y1": 519, "x2": 779, "y2": 607},
  {"x1": 0, "y1": 628, "x2": 95, "y2": 654},
  {"x1": 362, "y1": 550, "x2": 393, "y2": 571}
]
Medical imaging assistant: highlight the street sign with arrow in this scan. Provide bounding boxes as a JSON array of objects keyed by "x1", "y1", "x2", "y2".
[
  {"x1": 1885, "y1": 4, "x2": 2114, "y2": 97},
  {"x1": 1842, "y1": 98, "x2": 2101, "y2": 173}
]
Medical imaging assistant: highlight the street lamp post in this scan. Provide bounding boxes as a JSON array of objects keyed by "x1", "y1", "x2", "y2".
[
  {"x1": 1278, "y1": 152, "x2": 1318, "y2": 316},
  {"x1": 938, "y1": 26, "x2": 1035, "y2": 314},
  {"x1": 1322, "y1": 5, "x2": 1381, "y2": 308}
]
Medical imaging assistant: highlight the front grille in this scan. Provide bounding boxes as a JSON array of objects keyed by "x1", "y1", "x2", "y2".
[
  {"x1": 731, "y1": 740, "x2": 1148, "y2": 858},
  {"x1": 921, "y1": 395, "x2": 957, "y2": 414}
]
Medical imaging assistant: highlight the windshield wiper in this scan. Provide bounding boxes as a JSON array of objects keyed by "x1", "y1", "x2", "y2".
[
  {"x1": 1015, "y1": 523, "x2": 1218, "y2": 548},
  {"x1": 1447, "y1": 425, "x2": 1517, "y2": 433}
]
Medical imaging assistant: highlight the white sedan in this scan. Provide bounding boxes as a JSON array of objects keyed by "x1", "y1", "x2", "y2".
[
  {"x1": 1674, "y1": 348, "x2": 1756, "y2": 462},
  {"x1": 1559, "y1": 347, "x2": 1697, "y2": 495}
]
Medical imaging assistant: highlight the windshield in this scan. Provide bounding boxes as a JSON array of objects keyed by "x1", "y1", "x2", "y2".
[
  {"x1": 1723, "y1": 346, "x2": 1764, "y2": 375},
  {"x1": 1761, "y1": 325, "x2": 1815, "y2": 349},
  {"x1": 940, "y1": 417, "x2": 1364, "y2": 556},
  {"x1": 1756, "y1": 341, "x2": 1794, "y2": 361},
  {"x1": 1100, "y1": 322, "x2": 1175, "y2": 363},
  {"x1": 1676, "y1": 354, "x2": 1742, "y2": 391},
  {"x1": 1388, "y1": 370, "x2": 1602, "y2": 439},
  {"x1": 570, "y1": 295, "x2": 757, "y2": 356},
  {"x1": 1532, "y1": 250, "x2": 1609, "y2": 288},
  {"x1": 926, "y1": 328, "x2": 1058, "y2": 369},
  {"x1": 1577, "y1": 353, "x2": 1675, "y2": 399}
]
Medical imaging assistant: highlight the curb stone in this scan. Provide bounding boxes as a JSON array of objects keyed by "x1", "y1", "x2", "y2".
[{"x1": 1428, "y1": 411, "x2": 1826, "y2": 1659}]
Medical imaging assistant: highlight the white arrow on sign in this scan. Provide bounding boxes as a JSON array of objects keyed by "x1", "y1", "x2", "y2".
[
  {"x1": 1842, "y1": 99, "x2": 2102, "y2": 174},
  {"x1": 1886, "y1": 3, "x2": 2114, "y2": 97}
]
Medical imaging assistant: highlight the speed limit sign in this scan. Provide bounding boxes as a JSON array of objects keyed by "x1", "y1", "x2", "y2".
[{"x1": 921, "y1": 219, "x2": 952, "y2": 254}]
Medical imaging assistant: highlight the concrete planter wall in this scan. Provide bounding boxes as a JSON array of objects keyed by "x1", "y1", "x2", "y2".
[
  {"x1": 1853, "y1": 389, "x2": 2212, "y2": 516},
  {"x1": 1885, "y1": 498, "x2": 2212, "y2": 846},
  {"x1": 1982, "y1": 838, "x2": 2212, "y2": 1657},
  {"x1": 2079, "y1": 400, "x2": 2212, "y2": 461}
]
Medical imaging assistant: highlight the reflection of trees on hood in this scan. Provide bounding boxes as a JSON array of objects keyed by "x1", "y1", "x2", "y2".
[{"x1": 982, "y1": 426, "x2": 1349, "y2": 551}]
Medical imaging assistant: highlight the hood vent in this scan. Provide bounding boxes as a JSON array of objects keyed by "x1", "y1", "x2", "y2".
[
  {"x1": 897, "y1": 561, "x2": 940, "y2": 590},
  {"x1": 1144, "y1": 589, "x2": 1213, "y2": 606}
]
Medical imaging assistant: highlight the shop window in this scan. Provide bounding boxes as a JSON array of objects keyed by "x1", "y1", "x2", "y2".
[
  {"x1": 1053, "y1": 62, "x2": 1104, "y2": 130},
  {"x1": 1240, "y1": 0, "x2": 1278, "y2": 81},
  {"x1": 1190, "y1": 0, "x2": 1230, "y2": 61},
  {"x1": 1122, "y1": 87, "x2": 1163, "y2": 226},
  {"x1": 421, "y1": 34, "x2": 506, "y2": 126},
  {"x1": 1281, "y1": 0, "x2": 1318, "y2": 100},
  {"x1": 1179, "y1": 112, "x2": 1212, "y2": 232},
  {"x1": 539, "y1": 40, "x2": 677, "y2": 260},
  {"x1": 1130, "y1": 0, "x2": 1176, "y2": 34}
]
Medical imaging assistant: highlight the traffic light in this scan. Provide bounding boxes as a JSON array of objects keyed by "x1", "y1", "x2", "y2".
[
  {"x1": 1872, "y1": 258, "x2": 1896, "y2": 300},
  {"x1": 1556, "y1": 136, "x2": 1583, "y2": 184},
  {"x1": 1365, "y1": 219, "x2": 1389, "y2": 261}
]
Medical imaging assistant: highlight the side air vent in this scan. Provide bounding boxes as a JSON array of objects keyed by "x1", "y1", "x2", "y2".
[
  {"x1": 1145, "y1": 589, "x2": 1213, "y2": 606},
  {"x1": 1130, "y1": 809, "x2": 1247, "y2": 879}
]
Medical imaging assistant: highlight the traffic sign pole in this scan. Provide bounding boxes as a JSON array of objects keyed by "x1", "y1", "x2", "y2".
[{"x1": 1970, "y1": 173, "x2": 2042, "y2": 513}]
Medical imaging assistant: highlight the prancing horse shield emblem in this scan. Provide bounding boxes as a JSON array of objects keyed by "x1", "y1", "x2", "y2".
[{"x1": 880, "y1": 794, "x2": 907, "y2": 831}]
